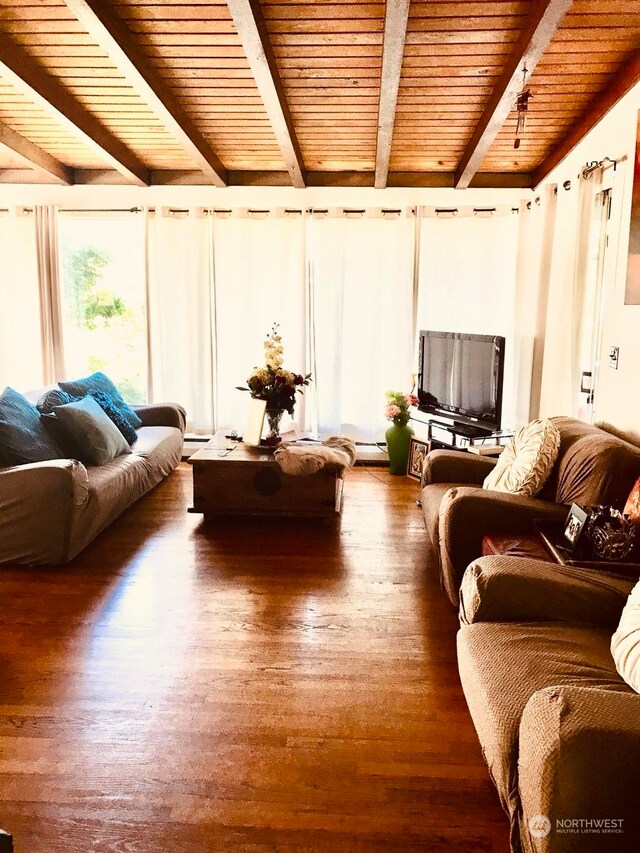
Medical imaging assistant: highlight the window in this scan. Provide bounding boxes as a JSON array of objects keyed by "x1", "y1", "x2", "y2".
[{"x1": 58, "y1": 214, "x2": 147, "y2": 403}]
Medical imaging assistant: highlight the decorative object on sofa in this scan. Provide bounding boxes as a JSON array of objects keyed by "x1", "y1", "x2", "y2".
[
  {"x1": 59, "y1": 371, "x2": 142, "y2": 431},
  {"x1": 384, "y1": 390, "x2": 417, "y2": 475},
  {"x1": 236, "y1": 323, "x2": 311, "y2": 445},
  {"x1": 53, "y1": 396, "x2": 131, "y2": 466},
  {"x1": 586, "y1": 505, "x2": 637, "y2": 560},
  {"x1": 483, "y1": 418, "x2": 560, "y2": 497},
  {"x1": 0, "y1": 387, "x2": 63, "y2": 467},
  {"x1": 624, "y1": 475, "x2": 640, "y2": 525},
  {"x1": 611, "y1": 578, "x2": 640, "y2": 693},
  {"x1": 562, "y1": 503, "x2": 589, "y2": 551},
  {"x1": 36, "y1": 388, "x2": 81, "y2": 414}
]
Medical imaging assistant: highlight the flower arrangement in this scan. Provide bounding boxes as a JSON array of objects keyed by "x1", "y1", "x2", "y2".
[
  {"x1": 384, "y1": 390, "x2": 418, "y2": 427},
  {"x1": 237, "y1": 323, "x2": 311, "y2": 416}
]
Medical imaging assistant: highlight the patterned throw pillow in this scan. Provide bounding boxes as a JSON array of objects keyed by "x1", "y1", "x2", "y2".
[
  {"x1": 0, "y1": 386, "x2": 63, "y2": 466},
  {"x1": 483, "y1": 418, "x2": 561, "y2": 497},
  {"x1": 90, "y1": 390, "x2": 138, "y2": 445},
  {"x1": 37, "y1": 388, "x2": 82, "y2": 415},
  {"x1": 624, "y1": 476, "x2": 640, "y2": 526},
  {"x1": 58, "y1": 372, "x2": 142, "y2": 431}
]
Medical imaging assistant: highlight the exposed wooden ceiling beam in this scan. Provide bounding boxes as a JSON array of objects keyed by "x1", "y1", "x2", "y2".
[
  {"x1": 226, "y1": 0, "x2": 306, "y2": 188},
  {"x1": 62, "y1": 0, "x2": 227, "y2": 187},
  {"x1": 0, "y1": 31, "x2": 149, "y2": 186},
  {"x1": 0, "y1": 168, "x2": 533, "y2": 190},
  {"x1": 454, "y1": 0, "x2": 572, "y2": 189},
  {"x1": 532, "y1": 50, "x2": 640, "y2": 188},
  {"x1": 0, "y1": 122, "x2": 73, "y2": 185},
  {"x1": 375, "y1": 0, "x2": 411, "y2": 190}
]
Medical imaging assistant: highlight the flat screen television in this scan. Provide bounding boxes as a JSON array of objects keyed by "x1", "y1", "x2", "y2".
[{"x1": 417, "y1": 330, "x2": 505, "y2": 433}]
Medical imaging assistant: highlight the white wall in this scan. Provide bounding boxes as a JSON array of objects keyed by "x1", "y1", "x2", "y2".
[
  {"x1": 0, "y1": 180, "x2": 525, "y2": 211},
  {"x1": 539, "y1": 82, "x2": 640, "y2": 441}
]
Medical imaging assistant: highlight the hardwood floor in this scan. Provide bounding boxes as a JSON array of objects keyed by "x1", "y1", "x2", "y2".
[{"x1": 0, "y1": 464, "x2": 509, "y2": 852}]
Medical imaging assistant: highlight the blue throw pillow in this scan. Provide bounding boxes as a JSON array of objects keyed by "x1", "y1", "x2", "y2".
[
  {"x1": 53, "y1": 396, "x2": 131, "y2": 466},
  {"x1": 59, "y1": 371, "x2": 142, "y2": 430},
  {"x1": 37, "y1": 388, "x2": 82, "y2": 415},
  {"x1": 90, "y1": 390, "x2": 138, "y2": 445},
  {"x1": 0, "y1": 386, "x2": 63, "y2": 467}
]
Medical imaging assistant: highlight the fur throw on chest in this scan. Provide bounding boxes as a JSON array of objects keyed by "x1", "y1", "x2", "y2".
[{"x1": 274, "y1": 436, "x2": 357, "y2": 476}]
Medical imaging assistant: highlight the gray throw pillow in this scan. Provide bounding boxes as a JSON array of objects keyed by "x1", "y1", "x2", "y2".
[{"x1": 53, "y1": 396, "x2": 131, "y2": 466}]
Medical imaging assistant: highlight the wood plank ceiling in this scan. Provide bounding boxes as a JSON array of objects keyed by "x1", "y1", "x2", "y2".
[{"x1": 0, "y1": 0, "x2": 638, "y2": 188}]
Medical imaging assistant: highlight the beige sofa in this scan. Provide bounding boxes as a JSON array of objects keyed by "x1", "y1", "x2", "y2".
[
  {"x1": 457, "y1": 555, "x2": 639, "y2": 853},
  {"x1": 421, "y1": 417, "x2": 640, "y2": 606},
  {"x1": 0, "y1": 400, "x2": 186, "y2": 565}
]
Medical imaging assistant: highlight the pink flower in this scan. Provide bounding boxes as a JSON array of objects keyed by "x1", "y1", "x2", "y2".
[
  {"x1": 405, "y1": 394, "x2": 419, "y2": 407},
  {"x1": 385, "y1": 404, "x2": 401, "y2": 418}
]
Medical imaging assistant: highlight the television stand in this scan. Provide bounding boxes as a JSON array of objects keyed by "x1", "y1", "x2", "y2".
[
  {"x1": 409, "y1": 412, "x2": 513, "y2": 452},
  {"x1": 451, "y1": 421, "x2": 493, "y2": 438}
]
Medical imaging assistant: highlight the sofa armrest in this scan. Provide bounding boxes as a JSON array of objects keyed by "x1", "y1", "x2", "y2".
[
  {"x1": 518, "y1": 686, "x2": 640, "y2": 852},
  {"x1": 0, "y1": 460, "x2": 89, "y2": 565},
  {"x1": 439, "y1": 486, "x2": 567, "y2": 606},
  {"x1": 422, "y1": 449, "x2": 496, "y2": 487},
  {"x1": 459, "y1": 555, "x2": 633, "y2": 628},
  {"x1": 132, "y1": 403, "x2": 186, "y2": 433}
]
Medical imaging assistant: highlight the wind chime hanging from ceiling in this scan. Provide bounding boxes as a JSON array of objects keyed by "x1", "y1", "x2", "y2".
[{"x1": 514, "y1": 67, "x2": 532, "y2": 149}]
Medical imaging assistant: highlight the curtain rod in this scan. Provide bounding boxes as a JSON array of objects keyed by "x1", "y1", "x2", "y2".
[{"x1": 582, "y1": 157, "x2": 617, "y2": 179}]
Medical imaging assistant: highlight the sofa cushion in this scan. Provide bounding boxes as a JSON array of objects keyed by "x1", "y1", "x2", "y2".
[
  {"x1": 555, "y1": 433, "x2": 640, "y2": 509},
  {"x1": 483, "y1": 419, "x2": 560, "y2": 497},
  {"x1": 59, "y1": 371, "x2": 142, "y2": 431},
  {"x1": 457, "y1": 622, "x2": 631, "y2": 831},
  {"x1": 0, "y1": 386, "x2": 62, "y2": 466},
  {"x1": 53, "y1": 396, "x2": 131, "y2": 466},
  {"x1": 611, "y1": 579, "x2": 640, "y2": 694}
]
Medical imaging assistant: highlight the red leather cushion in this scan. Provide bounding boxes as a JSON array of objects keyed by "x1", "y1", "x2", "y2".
[{"x1": 482, "y1": 533, "x2": 550, "y2": 561}]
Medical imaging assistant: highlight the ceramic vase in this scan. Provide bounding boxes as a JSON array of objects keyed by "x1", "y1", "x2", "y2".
[{"x1": 385, "y1": 422, "x2": 414, "y2": 475}]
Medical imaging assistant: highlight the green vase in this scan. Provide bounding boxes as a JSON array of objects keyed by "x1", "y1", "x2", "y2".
[{"x1": 385, "y1": 422, "x2": 414, "y2": 475}]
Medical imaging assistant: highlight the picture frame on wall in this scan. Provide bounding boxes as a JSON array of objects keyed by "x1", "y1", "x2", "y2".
[{"x1": 408, "y1": 437, "x2": 430, "y2": 481}]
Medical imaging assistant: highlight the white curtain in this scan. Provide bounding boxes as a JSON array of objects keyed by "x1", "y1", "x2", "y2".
[
  {"x1": 0, "y1": 208, "x2": 44, "y2": 392},
  {"x1": 34, "y1": 204, "x2": 66, "y2": 383},
  {"x1": 146, "y1": 209, "x2": 214, "y2": 433},
  {"x1": 513, "y1": 198, "x2": 544, "y2": 425},
  {"x1": 572, "y1": 168, "x2": 604, "y2": 420},
  {"x1": 309, "y1": 214, "x2": 415, "y2": 440},
  {"x1": 416, "y1": 210, "x2": 519, "y2": 428},
  {"x1": 212, "y1": 213, "x2": 307, "y2": 433}
]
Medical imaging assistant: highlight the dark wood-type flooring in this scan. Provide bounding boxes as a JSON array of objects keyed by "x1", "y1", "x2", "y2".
[{"x1": 0, "y1": 464, "x2": 509, "y2": 852}]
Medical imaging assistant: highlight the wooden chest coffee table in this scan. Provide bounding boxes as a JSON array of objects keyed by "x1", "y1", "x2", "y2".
[{"x1": 188, "y1": 433, "x2": 345, "y2": 520}]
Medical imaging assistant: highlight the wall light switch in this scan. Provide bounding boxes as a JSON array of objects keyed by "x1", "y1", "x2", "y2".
[{"x1": 609, "y1": 346, "x2": 620, "y2": 369}]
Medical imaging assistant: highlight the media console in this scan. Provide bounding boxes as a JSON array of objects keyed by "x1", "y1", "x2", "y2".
[{"x1": 409, "y1": 410, "x2": 513, "y2": 452}]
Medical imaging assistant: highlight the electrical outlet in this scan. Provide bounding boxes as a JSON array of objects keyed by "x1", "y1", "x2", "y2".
[{"x1": 609, "y1": 346, "x2": 620, "y2": 369}]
